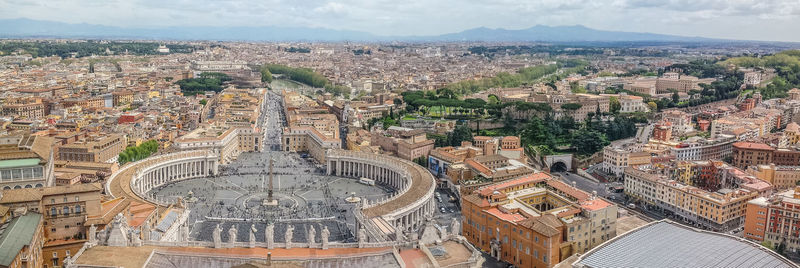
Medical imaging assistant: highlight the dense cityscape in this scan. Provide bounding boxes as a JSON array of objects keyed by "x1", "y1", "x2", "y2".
[{"x1": 1, "y1": 11, "x2": 800, "y2": 268}]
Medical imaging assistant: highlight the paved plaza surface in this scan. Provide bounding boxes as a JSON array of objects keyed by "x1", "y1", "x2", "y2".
[
  {"x1": 149, "y1": 151, "x2": 393, "y2": 243},
  {"x1": 148, "y1": 91, "x2": 393, "y2": 243}
]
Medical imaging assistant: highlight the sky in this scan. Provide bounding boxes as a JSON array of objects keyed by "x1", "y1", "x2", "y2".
[{"x1": 1, "y1": 0, "x2": 799, "y2": 42}]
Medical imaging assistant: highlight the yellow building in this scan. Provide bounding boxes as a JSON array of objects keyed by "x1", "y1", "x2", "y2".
[
  {"x1": 624, "y1": 166, "x2": 758, "y2": 231},
  {"x1": 747, "y1": 164, "x2": 800, "y2": 190}
]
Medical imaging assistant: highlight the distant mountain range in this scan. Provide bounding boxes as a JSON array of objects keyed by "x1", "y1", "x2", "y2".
[{"x1": 0, "y1": 18, "x2": 725, "y2": 42}]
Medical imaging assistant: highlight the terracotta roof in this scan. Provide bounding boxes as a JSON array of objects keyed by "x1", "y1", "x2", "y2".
[
  {"x1": 545, "y1": 179, "x2": 590, "y2": 201},
  {"x1": 464, "y1": 159, "x2": 490, "y2": 175},
  {"x1": 732, "y1": 141, "x2": 774, "y2": 151},
  {"x1": 0, "y1": 183, "x2": 102, "y2": 204},
  {"x1": 485, "y1": 207, "x2": 526, "y2": 223},
  {"x1": 519, "y1": 215, "x2": 561, "y2": 237},
  {"x1": 478, "y1": 172, "x2": 550, "y2": 196},
  {"x1": 580, "y1": 198, "x2": 613, "y2": 211},
  {"x1": 461, "y1": 194, "x2": 490, "y2": 207},
  {"x1": 786, "y1": 122, "x2": 799, "y2": 132}
]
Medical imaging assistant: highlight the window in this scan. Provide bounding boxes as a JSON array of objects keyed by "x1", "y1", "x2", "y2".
[
  {"x1": 50, "y1": 207, "x2": 57, "y2": 216},
  {"x1": 75, "y1": 205, "x2": 82, "y2": 214},
  {"x1": 63, "y1": 197, "x2": 67, "y2": 202},
  {"x1": 75, "y1": 196, "x2": 80, "y2": 202},
  {"x1": 53, "y1": 252, "x2": 58, "y2": 258},
  {"x1": 65, "y1": 250, "x2": 70, "y2": 256},
  {"x1": 50, "y1": 198, "x2": 55, "y2": 204}
]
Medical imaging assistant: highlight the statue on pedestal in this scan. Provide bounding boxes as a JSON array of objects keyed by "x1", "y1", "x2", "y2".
[
  {"x1": 228, "y1": 225, "x2": 238, "y2": 248},
  {"x1": 285, "y1": 225, "x2": 294, "y2": 249},
  {"x1": 308, "y1": 225, "x2": 316, "y2": 247},
  {"x1": 321, "y1": 226, "x2": 330, "y2": 249},
  {"x1": 357, "y1": 227, "x2": 367, "y2": 248},
  {"x1": 395, "y1": 227, "x2": 404, "y2": 243},
  {"x1": 142, "y1": 224, "x2": 151, "y2": 241},
  {"x1": 265, "y1": 223, "x2": 274, "y2": 249},
  {"x1": 89, "y1": 224, "x2": 97, "y2": 245},
  {"x1": 131, "y1": 230, "x2": 142, "y2": 247},
  {"x1": 249, "y1": 224, "x2": 257, "y2": 248},
  {"x1": 450, "y1": 218, "x2": 461, "y2": 236},
  {"x1": 213, "y1": 224, "x2": 222, "y2": 248}
]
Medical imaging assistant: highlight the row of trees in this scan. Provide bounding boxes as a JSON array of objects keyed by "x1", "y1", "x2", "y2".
[
  {"x1": 264, "y1": 64, "x2": 328, "y2": 88},
  {"x1": 118, "y1": 140, "x2": 159, "y2": 165},
  {"x1": 439, "y1": 63, "x2": 564, "y2": 96},
  {"x1": 0, "y1": 41, "x2": 195, "y2": 58},
  {"x1": 264, "y1": 64, "x2": 351, "y2": 97}
]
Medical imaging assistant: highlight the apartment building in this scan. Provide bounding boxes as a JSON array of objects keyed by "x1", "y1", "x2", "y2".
[
  {"x1": 282, "y1": 90, "x2": 341, "y2": 163},
  {"x1": 1, "y1": 97, "x2": 47, "y2": 119},
  {"x1": 744, "y1": 187, "x2": 800, "y2": 253},
  {"x1": 601, "y1": 141, "x2": 650, "y2": 177},
  {"x1": 669, "y1": 135, "x2": 736, "y2": 161},
  {"x1": 56, "y1": 133, "x2": 125, "y2": 163},
  {"x1": 461, "y1": 173, "x2": 617, "y2": 268},
  {"x1": 747, "y1": 164, "x2": 800, "y2": 190},
  {"x1": 732, "y1": 141, "x2": 800, "y2": 170},
  {"x1": 624, "y1": 166, "x2": 760, "y2": 231}
]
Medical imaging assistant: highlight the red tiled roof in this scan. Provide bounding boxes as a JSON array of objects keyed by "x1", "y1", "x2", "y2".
[
  {"x1": 478, "y1": 172, "x2": 550, "y2": 196},
  {"x1": 732, "y1": 141, "x2": 774, "y2": 151},
  {"x1": 485, "y1": 207, "x2": 526, "y2": 223}
]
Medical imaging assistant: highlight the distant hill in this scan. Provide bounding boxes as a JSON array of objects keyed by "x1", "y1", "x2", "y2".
[
  {"x1": 0, "y1": 18, "x2": 724, "y2": 42},
  {"x1": 426, "y1": 25, "x2": 715, "y2": 42}
]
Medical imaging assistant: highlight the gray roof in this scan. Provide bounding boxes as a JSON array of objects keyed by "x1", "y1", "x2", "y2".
[
  {"x1": 155, "y1": 210, "x2": 180, "y2": 232},
  {"x1": 0, "y1": 212, "x2": 42, "y2": 266},
  {"x1": 575, "y1": 220, "x2": 798, "y2": 268}
]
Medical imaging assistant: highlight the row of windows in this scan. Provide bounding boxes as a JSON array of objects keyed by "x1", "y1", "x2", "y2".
[
  {"x1": 50, "y1": 205, "x2": 83, "y2": 216},
  {"x1": 0, "y1": 167, "x2": 44, "y2": 181}
]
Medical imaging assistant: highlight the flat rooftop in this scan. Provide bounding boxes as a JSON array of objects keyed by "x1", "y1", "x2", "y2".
[{"x1": 574, "y1": 220, "x2": 797, "y2": 268}]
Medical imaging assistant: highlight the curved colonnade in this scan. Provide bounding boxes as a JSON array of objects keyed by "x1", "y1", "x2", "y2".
[
  {"x1": 105, "y1": 150, "x2": 220, "y2": 206},
  {"x1": 326, "y1": 149, "x2": 436, "y2": 233},
  {"x1": 106, "y1": 149, "x2": 436, "y2": 237}
]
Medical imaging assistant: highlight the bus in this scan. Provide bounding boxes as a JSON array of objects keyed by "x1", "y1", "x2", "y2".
[{"x1": 359, "y1": 177, "x2": 375, "y2": 186}]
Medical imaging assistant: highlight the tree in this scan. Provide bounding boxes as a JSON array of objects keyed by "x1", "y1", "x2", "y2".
[
  {"x1": 647, "y1": 101, "x2": 658, "y2": 112},
  {"x1": 561, "y1": 103, "x2": 582, "y2": 111},
  {"x1": 447, "y1": 124, "x2": 474, "y2": 146},
  {"x1": 572, "y1": 129, "x2": 608, "y2": 156},
  {"x1": 260, "y1": 66, "x2": 273, "y2": 83},
  {"x1": 609, "y1": 96, "x2": 621, "y2": 114},
  {"x1": 672, "y1": 91, "x2": 680, "y2": 103},
  {"x1": 199, "y1": 99, "x2": 207, "y2": 106}
]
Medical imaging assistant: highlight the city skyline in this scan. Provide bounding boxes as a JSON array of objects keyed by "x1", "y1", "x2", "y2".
[{"x1": 1, "y1": 0, "x2": 800, "y2": 42}]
